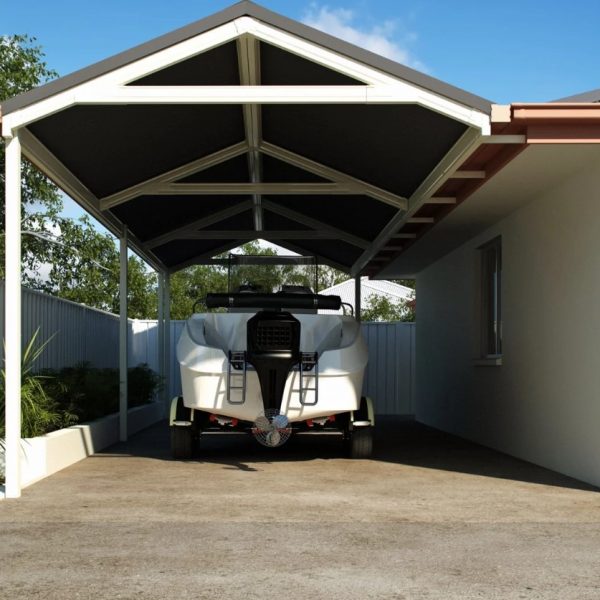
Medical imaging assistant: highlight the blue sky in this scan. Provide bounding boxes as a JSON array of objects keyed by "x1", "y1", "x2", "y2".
[
  {"x1": 5, "y1": 0, "x2": 600, "y2": 103},
  {"x1": 5, "y1": 0, "x2": 600, "y2": 224}
]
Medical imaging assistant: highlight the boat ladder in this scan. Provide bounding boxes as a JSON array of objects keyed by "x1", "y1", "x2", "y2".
[
  {"x1": 227, "y1": 351, "x2": 247, "y2": 404},
  {"x1": 298, "y1": 352, "x2": 319, "y2": 406}
]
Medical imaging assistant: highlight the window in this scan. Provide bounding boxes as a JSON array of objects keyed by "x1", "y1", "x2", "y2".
[{"x1": 480, "y1": 237, "x2": 502, "y2": 357}]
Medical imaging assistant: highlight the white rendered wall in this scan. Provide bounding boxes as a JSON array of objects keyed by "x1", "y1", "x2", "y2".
[{"x1": 416, "y1": 156, "x2": 600, "y2": 487}]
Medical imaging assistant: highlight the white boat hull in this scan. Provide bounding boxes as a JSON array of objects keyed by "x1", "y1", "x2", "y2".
[{"x1": 177, "y1": 312, "x2": 368, "y2": 423}]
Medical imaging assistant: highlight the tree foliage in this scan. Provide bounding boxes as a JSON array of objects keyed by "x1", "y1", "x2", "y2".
[
  {"x1": 0, "y1": 35, "x2": 62, "y2": 281},
  {"x1": 168, "y1": 241, "x2": 347, "y2": 319},
  {"x1": 0, "y1": 35, "x2": 62, "y2": 216},
  {"x1": 361, "y1": 294, "x2": 415, "y2": 322},
  {"x1": 30, "y1": 216, "x2": 157, "y2": 318}
]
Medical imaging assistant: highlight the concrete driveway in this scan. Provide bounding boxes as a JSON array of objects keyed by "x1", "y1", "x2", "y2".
[{"x1": 1, "y1": 418, "x2": 599, "y2": 599}]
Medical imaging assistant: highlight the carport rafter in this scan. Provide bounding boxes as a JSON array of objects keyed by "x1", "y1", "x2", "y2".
[
  {"x1": 171, "y1": 230, "x2": 354, "y2": 240},
  {"x1": 267, "y1": 238, "x2": 350, "y2": 273},
  {"x1": 166, "y1": 239, "x2": 250, "y2": 273},
  {"x1": 237, "y1": 33, "x2": 264, "y2": 231},
  {"x1": 2, "y1": 82, "x2": 491, "y2": 137},
  {"x1": 140, "y1": 182, "x2": 375, "y2": 195},
  {"x1": 99, "y1": 142, "x2": 249, "y2": 210},
  {"x1": 259, "y1": 142, "x2": 408, "y2": 210},
  {"x1": 67, "y1": 85, "x2": 481, "y2": 107},
  {"x1": 145, "y1": 198, "x2": 371, "y2": 251},
  {"x1": 260, "y1": 199, "x2": 370, "y2": 249},
  {"x1": 351, "y1": 127, "x2": 483, "y2": 275},
  {"x1": 99, "y1": 141, "x2": 409, "y2": 213},
  {"x1": 144, "y1": 200, "x2": 254, "y2": 249}
]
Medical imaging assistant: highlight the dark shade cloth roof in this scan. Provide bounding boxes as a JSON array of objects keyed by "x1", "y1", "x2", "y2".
[
  {"x1": 111, "y1": 196, "x2": 250, "y2": 243},
  {"x1": 28, "y1": 105, "x2": 245, "y2": 198},
  {"x1": 262, "y1": 104, "x2": 468, "y2": 197}
]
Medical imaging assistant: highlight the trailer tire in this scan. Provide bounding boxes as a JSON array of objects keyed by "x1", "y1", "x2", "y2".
[
  {"x1": 346, "y1": 426, "x2": 373, "y2": 459},
  {"x1": 171, "y1": 426, "x2": 193, "y2": 459}
]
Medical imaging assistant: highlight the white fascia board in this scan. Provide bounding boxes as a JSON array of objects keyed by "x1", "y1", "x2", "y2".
[
  {"x1": 246, "y1": 17, "x2": 490, "y2": 132},
  {"x1": 3, "y1": 16, "x2": 489, "y2": 134},
  {"x1": 2, "y1": 20, "x2": 242, "y2": 133}
]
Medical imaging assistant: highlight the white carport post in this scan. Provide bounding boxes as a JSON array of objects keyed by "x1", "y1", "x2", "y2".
[
  {"x1": 4, "y1": 133, "x2": 22, "y2": 498},
  {"x1": 355, "y1": 275, "x2": 362, "y2": 322},
  {"x1": 119, "y1": 226, "x2": 128, "y2": 442},
  {"x1": 157, "y1": 271, "x2": 165, "y2": 407},
  {"x1": 163, "y1": 274, "x2": 171, "y2": 402}
]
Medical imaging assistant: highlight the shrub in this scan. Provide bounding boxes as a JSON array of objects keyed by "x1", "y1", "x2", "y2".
[
  {"x1": 128, "y1": 363, "x2": 163, "y2": 408},
  {"x1": 42, "y1": 361, "x2": 162, "y2": 423}
]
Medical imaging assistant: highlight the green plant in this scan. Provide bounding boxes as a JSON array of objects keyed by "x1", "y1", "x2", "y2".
[
  {"x1": 0, "y1": 328, "x2": 77, "y2": 440},
  {"x1": 128, "y1": 364, "x2": 163, "y2": 408},
  {"x1": 42, "y1": 362, "x2": 162, "y2": 423}
]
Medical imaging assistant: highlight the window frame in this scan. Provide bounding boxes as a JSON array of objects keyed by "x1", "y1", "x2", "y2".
[{"x1": 479, "y1": 236, "x2": 502, "y2": 359}]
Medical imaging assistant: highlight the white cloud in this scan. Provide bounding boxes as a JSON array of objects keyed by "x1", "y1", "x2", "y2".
[{"x1": 302, "y1": 4, "x2": 426, "y2": 71}]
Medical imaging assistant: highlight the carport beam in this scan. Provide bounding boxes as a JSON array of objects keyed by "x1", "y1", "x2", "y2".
[
  {"x1": 164, "y1": 274, "x2": 171, "y2": 403},
  {"x1": 4, "y1": 133, "x2": 22, "y2": 498},
  {"x1": 119, "y1": 227, "x2": 128, "y2": 442},
  {"x1": 157, "y1": 272, "x2": 165, "y2": 404},
  {"x1": 355, "y1": 275, "x2": 362, "y2": 322}
]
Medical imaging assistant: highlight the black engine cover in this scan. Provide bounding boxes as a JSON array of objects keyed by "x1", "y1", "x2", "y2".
[{"x1": 246, "y1": 311, "x2": 300, "y2": 412}]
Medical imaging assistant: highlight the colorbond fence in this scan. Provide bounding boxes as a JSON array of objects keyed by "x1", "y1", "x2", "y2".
[{"x1": 1, "y1": 284, "x2": 415, "y2": 415}]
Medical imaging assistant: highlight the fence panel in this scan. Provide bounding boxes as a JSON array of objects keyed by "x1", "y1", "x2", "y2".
[
  {"x1": 1, "y1": 285, "x2": 415, "y2": 415},
  {"x1": 0, "y1": 283, "x2": 120, "y2": 370},
  {"x1": 361, "y1": 322, "x2": 414, "y2": 415}
]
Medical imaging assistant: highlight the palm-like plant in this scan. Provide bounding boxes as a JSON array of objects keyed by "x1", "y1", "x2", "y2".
[{"x1": 0, "y1": 328, "x2": 76, "y2": 440}]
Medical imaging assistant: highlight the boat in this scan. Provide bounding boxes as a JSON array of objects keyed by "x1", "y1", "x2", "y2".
[{"x1": 170, "y1": 255, "x2": 373, "y2": 458}]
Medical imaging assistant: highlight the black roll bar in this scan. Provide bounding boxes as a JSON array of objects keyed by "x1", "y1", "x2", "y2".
[{"x1": 205, "y1": 292, "x2": 341, "y2": 311}]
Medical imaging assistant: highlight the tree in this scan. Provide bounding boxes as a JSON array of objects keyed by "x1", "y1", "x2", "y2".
[
  {"x1": 0, "y1": 35, "x2": 62, "y2": 281},
  {"x1": 168, "y1": 242, "x2": 350, "y2": 318},
  {"x1": 27, "y1": 215, "x2": 156, "y2": 318},
  {"x1": 361, "y1": 294, "x2": 415, "y2": 322}
]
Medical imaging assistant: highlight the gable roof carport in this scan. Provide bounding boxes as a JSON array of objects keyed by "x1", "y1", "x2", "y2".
[
  {"x1": 1, "y1": 0, "x2": 513, "y2": 497},
  {"x1": 1, "y1": 0, "x2": 498, "y2": 276}
]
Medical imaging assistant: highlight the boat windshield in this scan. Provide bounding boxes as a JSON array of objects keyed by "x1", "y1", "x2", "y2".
[{"x1": 226, "y1": 255, "x2": 319, "y2": 294}]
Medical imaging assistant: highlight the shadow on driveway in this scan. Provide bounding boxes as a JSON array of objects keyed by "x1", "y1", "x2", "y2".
[{"x1": 99, "y1": 416, "x2": 598, "y2": 492}]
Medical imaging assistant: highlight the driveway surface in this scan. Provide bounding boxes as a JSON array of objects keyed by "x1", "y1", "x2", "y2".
[{"x1": 1, "y1": 418, "x2": 599, "y2": 599}]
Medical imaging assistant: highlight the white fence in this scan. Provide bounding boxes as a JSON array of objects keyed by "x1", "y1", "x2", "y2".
[
  {"x1": 362, "y1": 322, "x2": 415, "y2": 415},
  {"x1": 0, "y1": 283, "x2": 120, "y2": 370},
  {"x1": 1, "y1": 285, "x2": 415, "y2": 415}
]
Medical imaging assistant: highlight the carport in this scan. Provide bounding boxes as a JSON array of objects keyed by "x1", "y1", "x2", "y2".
[{"x1": 2, "y1": 1, "x2": 531, "y2": 497}]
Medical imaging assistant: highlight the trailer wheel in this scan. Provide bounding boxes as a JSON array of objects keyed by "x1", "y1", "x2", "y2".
[
  {"x1": 171, "y1": 426, "x2": 193, "y2": 459},
  {"x1": 346, "y1": 426, "x2": 373, "y2": 459}
]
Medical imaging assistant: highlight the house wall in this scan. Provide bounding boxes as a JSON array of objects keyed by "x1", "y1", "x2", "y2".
[{"x1": 416, "y1": 156, "x2": 600, "y2": 487}]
